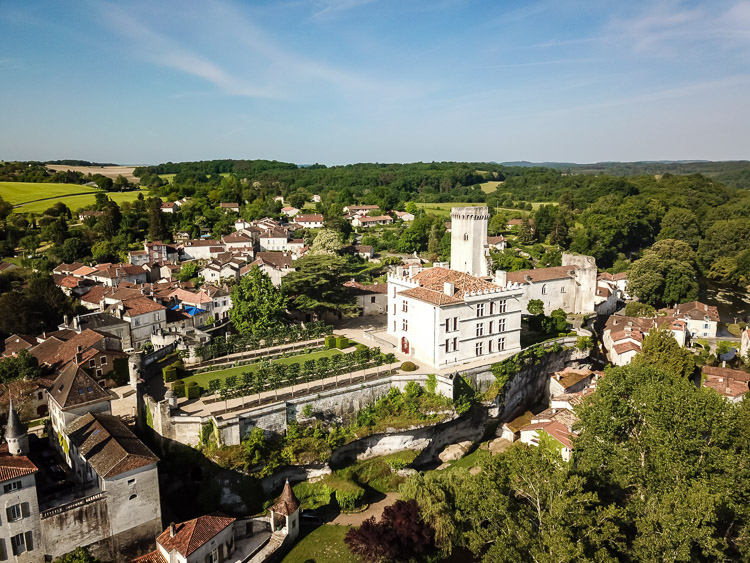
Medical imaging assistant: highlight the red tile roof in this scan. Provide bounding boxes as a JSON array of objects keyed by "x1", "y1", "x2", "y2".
[
  {"x1": 663, "y1": 301, "x2": 720, "y2": 323},
  {"x1": 132, "y1": 550, "x2": 166, "y2": 563},
  {"x1": 0, "y1": 444, "x2": 38, "y2": 483},
  {"x1": 295, "y1": 214, "x2": 324, "y2": 223},
  {"x1": 157, "y1": 514, "x2": 235, "y2": 557},
  {"x1": 702, "y1": 374, "x2": 749, "y2": 399},
  {"x1": 398, "y1": 267, "x2": 501, "y2": 307},
  {"x1": 67, "y1": 412, "x2": 159, "y2": 478},
  {"x1": 121, "y1": 297, "x2": 166, "y2": 316},
  {"x1": 613, "y1": 341, "x2": 641, "y2": 355},
  {"x1": 701, "y1": 366, "x2": 750, "y2": 383},
  {"x1": 506, "y1": 266, "x2": 577, "y2": 284}
]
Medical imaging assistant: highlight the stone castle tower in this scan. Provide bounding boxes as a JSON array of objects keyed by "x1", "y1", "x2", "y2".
[
  {"x1": 450, "y1": 206, "x2": 490, "y2": 277},
  {"x1": 5, "y1": 401, "x2": 29, "y2": 456}
]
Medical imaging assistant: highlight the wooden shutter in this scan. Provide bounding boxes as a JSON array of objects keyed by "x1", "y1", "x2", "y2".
[
  {"x1": 218, "y1": 545, "x2": 225, "y2": 561},
  {"x1": 205, "y1": 555, "x2": 211, "y2": 563},
  {"x1": 4, "y1": 508, "x2": 11, "y2": 522},
  {"x1": 21, "y1": 503, "x2": 29, "y2": 518},
  {"x1": 0, "y1": 538, "x2": 6, "y2": 561},
  {"x1": 24, "y1": 532, "x2": 32, "y2": 552}
]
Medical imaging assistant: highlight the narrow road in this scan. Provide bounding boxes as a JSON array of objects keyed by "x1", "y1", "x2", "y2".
[{"x1": 330, "y1": 492, "x2": 399, "y2": 526}]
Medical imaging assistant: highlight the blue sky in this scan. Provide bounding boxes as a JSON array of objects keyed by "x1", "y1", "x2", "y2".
[{"x1": 1, "y1": 0, "x2": 749, "y2": 165}]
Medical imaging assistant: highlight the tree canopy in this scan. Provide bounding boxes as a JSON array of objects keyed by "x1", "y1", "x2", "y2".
[
  {"x1": 282, "y1": 254, "x2": 357, "y2": 318},
  {"x1": 229, "y1": 267, "x2": 287, "y2": 334}
]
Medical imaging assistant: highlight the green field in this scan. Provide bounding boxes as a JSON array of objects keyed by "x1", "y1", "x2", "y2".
[
  {"x1": 479, "y1": 180, "x2": 504, "y2": 193},
  {"x1": 0, "y1": 181, "x2": 100, "y2": 205},
  {"x1": 182, "y1": 349, "x2": 343, "y2": 388},
  {"x1": 0, "y1": 181, "x2": 146, "y2": 213},
  {"x1": 281, "y1": 525, "x2": 355, "y2": 563},
  {"x1": 416, "y1": 201, "x2": 554, "y2": 218}
]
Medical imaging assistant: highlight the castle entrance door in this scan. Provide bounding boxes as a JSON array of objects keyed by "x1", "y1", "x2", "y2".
[{"x1": 401, "y1": 337, "x2": 409, "y2": 354}]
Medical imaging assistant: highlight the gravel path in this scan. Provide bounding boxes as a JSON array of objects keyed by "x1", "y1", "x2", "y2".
[{"x1": 330, "y1": 492, "x2": 399, "y2": 526}]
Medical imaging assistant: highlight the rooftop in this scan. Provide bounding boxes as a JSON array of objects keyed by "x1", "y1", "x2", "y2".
[
  {"x1": 397, "y1": 267, "x2": 502, "y2": 307},
  {"x1": 67, "y1": 412, "x2": 159, "y2": 478},
  {"x1": 156, "y1": 514, "x2": 236, "y2": 557},
  {"x1": 506, "y1": 265, "x2": 577, "y2": 284},
  {"x1": 0, "y1": 444, "x2": 37, "y2": 483}
]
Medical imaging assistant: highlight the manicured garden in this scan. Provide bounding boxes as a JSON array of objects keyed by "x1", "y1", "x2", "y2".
[{"x1": 181, "y1": 349, "x2": 343, "y2": 388}]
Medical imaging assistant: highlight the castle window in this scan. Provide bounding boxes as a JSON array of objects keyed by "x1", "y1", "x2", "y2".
[
  {"x1": 88, "y1": 359, "x2": 95, "y2": 368},
  {"x1": 498, "y1": 300, "x2": 507, "y2": 313},
  {"x1": 489, "y1": 321, "x2": 494, "y2": 334},
  {"x1": 498, "y1": 318, "x2": 507, "y2": 332},
  {"x1": 100, "y1": 356, "x2": 107, "y2": 365},
  {"x1": 488, "y1": 340, "x2": 494, "y2": 353},
  {"x1": 475, "y1": 342, "x2": 483, "y2": 356},
  {"x1": 498, "y1": 337, "x2": 505, "y2": 351},
  {"x1": 129, "y1": 494, "x2": 137, "y2": 500},
  {"x1": 542, "y1": 284, "x2": 548, "y2": 295},
  {"x1": 402, "y1": 319, "x2": 408, "y2": 332},
  {"x1": 476, "y1": 323, "x2": 484, "y2": 337},
  {"x1": 128, "y1": 479, "x2": 136, "y2": 485},
  {"x1": 370, "y1": 296, "x2": 376, "y2": 303},
  {"x1": 476, "y1": 303, "x2": 485, "y2": 317},
  {"x1": 3, "y1": 481, "x2": 21, "y2": 494},
  {"x1": 560, "y1": 286, "x2": 566, "y2": 293},
  {"x1": 402, "y1": 301, "x2": 408, "y2": 313},
  {"x1": 464, "y1": 234, "x2": 469, "y2": 241},
  {"x1": 489, "y1": 301, "x2": 495, "y2": 315}
]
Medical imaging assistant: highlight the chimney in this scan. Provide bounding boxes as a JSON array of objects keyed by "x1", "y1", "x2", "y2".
[
  {"x1": 74, "y1": 316, "x2": 80, "y2": 330},
  {"x1": 63, "y1": 314, "x2": 69, "y2": 327},
  {"x1": 409, "y1": 264, "x2": 419, "y2": 277},
  {"x1": 443, "y1": 282, "x2": 454, "y2": 296},
  {"x1": 169, "y1": 523, "x2": 176, "y2": 538},
  {"x1": 75, "y1": 345, "x2": 83, "y2": 365},
  {"x1": 494, "y1": 270, "x2": 507, "y2": 287}
]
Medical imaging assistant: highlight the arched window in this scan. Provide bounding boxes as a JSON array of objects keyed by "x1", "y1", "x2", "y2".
[
  {"x1": 541, "y1": 284, "x2": 548, "y2": 295},
  {"x1": 463, "y1": 233, "x2": 469, "y2": 241},
  {"x1": 129, "y1": 494, "x2": 137, "y2": 500}
]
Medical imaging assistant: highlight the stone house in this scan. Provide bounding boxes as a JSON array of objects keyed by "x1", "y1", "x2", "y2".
[
  {"x1": 294, "y1": 214, "x2": 324, "y2": 229},
  {"x1": 701, "y1": 366, "x2": 749, "y2": 402},
  {"x1": 343, "y1": 280, "x2": 388, "y2": 316},
  {"x1": 351, "y1": 215, "x2": 393, "y2": 228},
  {"x1": 107, "y1": 298, "x2": 167, "y2": 351},
  {"x1": 245, "y1": 253, "x2": 295, "y2": 287},
  {"x1": 219, "y1": 203, "x2": 240, "y2": 214},
  {"x1": 660, "y1": 301, "x2": 720, "y2": 338},
  {"x1": 135, "y1": 514, "x2": 237, "y2": 563}
]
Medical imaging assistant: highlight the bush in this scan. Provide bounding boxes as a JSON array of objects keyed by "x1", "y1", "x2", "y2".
[
  {"x1": 173, "y1": 380, "x2": 186, "y2": 398},
  {"x1": 355, "y1": 344, "x2": 368, "y2": 352},
  {"x1": 186, "y1": 381, "x2": 201, "y2": 399},
  {"x1": 335, "y1": 485, "x2": 366, "y2": 511},
  {"x1": 576, "y1": 336, "x2": 593, "y2": 351},
  {"x1": 301, "y1": 404, "x2": 314, "y2": 418},
  {"x1": 400, "y1": 361, "x2": 417, "y2": 372},
  {"x1": 425, "y1": 374, "x2": 437, "y2": 394},
  {"x1": 325, "y1": 335, "x2": 336, "y2": 349},
  {"x1": 336, "y1": 336, "x2": 349, "y2": 349},
  {"x1": 163, "y1": 365, "x2": 178, "y2": 383}
]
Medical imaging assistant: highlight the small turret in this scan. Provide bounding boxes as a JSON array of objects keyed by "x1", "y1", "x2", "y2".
[{"x1": 5, "y1": 401, "x2": 29, "y2": 456}]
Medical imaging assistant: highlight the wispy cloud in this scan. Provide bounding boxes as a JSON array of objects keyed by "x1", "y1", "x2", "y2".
[
  {"x1": 96, "y1": 0, "x2": 422, "y2": 102},
  {"x1": 311, "y1": 0, "x2": 377, "y2": 20}
]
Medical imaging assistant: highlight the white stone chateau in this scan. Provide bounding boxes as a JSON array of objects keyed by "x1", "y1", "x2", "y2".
[{"x1": 387, "y1": 206, "x2": 599, "y2": 369}]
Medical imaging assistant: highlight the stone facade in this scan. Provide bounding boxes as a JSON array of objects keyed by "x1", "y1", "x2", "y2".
[{"x1": 450, "y1": 206, "x2": 490, "y2": 277}]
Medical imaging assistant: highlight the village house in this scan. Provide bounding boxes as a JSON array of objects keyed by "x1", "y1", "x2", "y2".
[
  {"x1": 594, "y1": 281, "x2": 619, "y2": 315},
  {"x1": 134, "y1": 514, "x2": 237, "y2": 563},
  {"x1": 180, "y1": 240, "x2": 225, "y2": 261},
  {"x1": 701, "y1": 365, "x2": 749, "y2": 402},
  {"x1": 259, "y1": 228, "x2": 290, "y2": 252},
  {"x1": 660, "y1": 301, "x2": 720, "y2": 338},
  {"x1": 597, "y1": 272, "x2": 630, "y2": 300},
  {"x1": 549, "y1": 367, "x2": 600, "y2": 398},
  {"x1": 294, "y1": 214, "x2": 324, "y2": 229},
  {"x1": 602, "y1": 316, "x2": 689, "y2": 366},
  {"x1": 143, "y1": 242, "x2": 179, "y2": 264},
  {"x1": 343, "y1": 205, "x2": 379, "y2": 216},
  {"x1": 221, "y1": 231, "x2": 255, "y2": 252},
  {"x1": 344, "y1": 280, "x2": 388, "y2": 316},
  {"x1": 519, "y1": 416, "x2": 577, "y2": 462},
  {"x1": 245, "y1": 253, "x2": 295, "y2": 287},
  {"x1": 487, "y1": 235, "x2": 506, "y2": 251},
  {"x1": 281, "y1": 206, "x2": 299, "y2": 218},
  {"x1": 507, "y1": 218, "x2": 535, "y2": 231},
  {"x1": 394, "y1": 210, "x2": 415, "y2": 222},
  {"x1": 219, "y1": 203, "x2": 240, "y2": 213},
  {"x1": 106, "y1": 297, "x2": 167, "y2": 351},
  {"x1": 351, "y1": 215, "x2": 393, "y2": 228},
  {"x1": 159, "y1": 202, "x2": 177, "y2": 213}
]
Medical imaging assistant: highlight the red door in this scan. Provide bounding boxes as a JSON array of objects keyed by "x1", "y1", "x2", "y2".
[{"x1": 401, "y1": 337, "x2": 409, "y2": 354}]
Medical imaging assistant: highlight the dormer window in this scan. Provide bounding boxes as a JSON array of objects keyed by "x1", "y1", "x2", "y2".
[{"x1": 78, "y1": 389, "x2": 84, "y2": 395}]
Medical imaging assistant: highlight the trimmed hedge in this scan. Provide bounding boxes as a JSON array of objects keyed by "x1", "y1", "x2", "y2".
[
  {"x1": 186, "y1": 381, "x2": 201, "y2": 399},
  {"x1": 163, "y1": 365, "x2": 178, "y2": 383},
  {"x1": 173, "y1": 380, "x2": 186, "y2": 398},
  {"x1": 325, "y1": 335, "x2": 336, "y2": 349},
  {"x1": 335, "y1": 336, "x2": 349, "y2": 349},
  {"x1": 401, "y1": 361, "x2": 417, "y2": 372},
  {"x1": 335, "y1": 485, "x2": 365, "y2": 511}
]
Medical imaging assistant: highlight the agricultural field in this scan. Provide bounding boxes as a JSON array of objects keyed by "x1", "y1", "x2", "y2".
[
  {"x1": 0, "y1": 181, "x2": 147, "y2": 214},
  {"x1": 46, "y1": 164, "x2": 139, "y2": 182},
  {"x1": 479, "y1": 180, "x2": 504, "y2": 193},
  {"x1": 0, "y1": 181, "x2": 100, "y2": 206},
  {"x1": 416, "y1": 201, "x2": 555, "y2": 218}
]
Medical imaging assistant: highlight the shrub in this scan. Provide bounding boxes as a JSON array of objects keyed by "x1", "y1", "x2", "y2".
[
  {"x1": 301, "y1": 404, "x2": 314, "y2": 418},
  {"x1": 335, "y1": 485, "x2": 365, "y2": 511},
  {"x1": 186, "y1": 382, "x2": 201, "y2": 399},
  {"x1": 355, "y1": 344, "x2": 368, "y2": 352},
  {"x1": 576, "y1": 336, "x2": 593, "y2": 351},
  {"x1": 173, "y1": 380, "x2": 186, "y2": 398},
  {"x1": 336, "y1": 336, "x2": 349, "y2": 349},
  {"x1": 400, "y1": 361, "x2": 417, "y2": 372},
  {"x1": 324, "y1": 335, "x2": 336, "y2": 349},
  {"x1": 163, "y1": 365, "x2": 178, "y2": 383},
  {"x1": 425, "y1": 374, "x2": 437, "y2": 394}
]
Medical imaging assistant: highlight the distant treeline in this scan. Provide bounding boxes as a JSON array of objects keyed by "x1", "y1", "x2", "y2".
[
  {"x1": 526, "y1": 160, "x2": 750, "y2": 190},
  {"x1": 44, "y1": 160, "x2": 119, "y2": 166}
]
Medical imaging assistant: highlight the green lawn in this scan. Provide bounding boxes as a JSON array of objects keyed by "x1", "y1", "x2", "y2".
[
  {"x1": 281, "y1": 524, "x2": 355, "y2": 563},
  {"x1": 182, "y1": 349, "x2": 343, "y2": 388},
  {"x1": 0, "y1": 181, "x2": 100, "y2": 205},
  {"x1": 0, "y1": 181, "x2": 148, "y2": 213}
]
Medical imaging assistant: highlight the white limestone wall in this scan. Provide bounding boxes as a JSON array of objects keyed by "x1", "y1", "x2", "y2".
[
  {"x1": 103, "y1": 465, "x2": 161, "y2": 539},
  {"x1": 450, "y1": 207, "x2": 489, "y2": 277}
]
